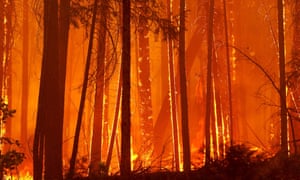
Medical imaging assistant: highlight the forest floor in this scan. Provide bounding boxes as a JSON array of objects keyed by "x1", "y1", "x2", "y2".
[
  {"x1": 73, "y1": 163, "x2": 300, "y2": 180},
  {"x1": 72, "y1": 145, "x2": 300, "y2": 180}
]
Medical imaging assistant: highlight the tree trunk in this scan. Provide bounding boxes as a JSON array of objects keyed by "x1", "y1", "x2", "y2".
[
  {"x1": 223, "y1": 0, "x2": 233, "y2": 147},
  {"x1": 179, "y1": 0, "x2": 191, "y2": 173},
  {"x1": 59, "y1": 0, "x2": 71, "y2": 167},
  {"x1": 136, "y1": 0, "x2": 154, "y2": 166},
  {"x1": 33, "y1": 0, "x2": 66, "y2": 179},
  {"x1": 205, "y1": 0, "x2": 214, "y2": 165},
  {"x1": 21, "y1": 0, "x2": 29, "y2": 151},
  {"x1": 90, "y1": 0, "x2": 108, "y2": 176},
  {"x1": 287, "y1": 0, "x2": 300, "y2": 155},
  {"x1": 277, "y1": 0, "x2": 288, "y2": 159},
  {"x1": 154, "y1": 1, "x2": 207, "y2": 159},
  {"x1": 0, "y1": 0, "x2": 4, "y2": 99},
  {"x1": 43, "y1": 0, "x2": 64, "y2": 178},
  {"x1": 106, "y1": 69, "x2": 122, "y2": 171},
  {"x1": 167, "y1": 0, "x2": 180, "y2": 171},
  {"x1": 121, "y1": 0, "x2": 131, "y2": 177},
  {"x1": 4, "y1": 0, "x2": 13, "y2": 138},
  {"x1": 67, "y1": 0, "x2": 98, "y2": 178}
]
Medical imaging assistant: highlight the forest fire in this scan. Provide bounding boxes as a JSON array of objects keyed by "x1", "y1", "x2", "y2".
[
  {"x1": 1, "y1": 0, "x2": 300, "y2": 179},
  {"x1": 3, "y1": 172, "x2": 32, "y2": 180}
]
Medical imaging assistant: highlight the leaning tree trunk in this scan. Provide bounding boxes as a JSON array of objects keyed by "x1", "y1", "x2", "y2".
[
  {"x1": 106, "y1": 67, "x2": 122, "y2": 171},
  {"x1": 277, "y1": 0, "x2": 288, "y2": 159},
  {"x1": 67, "y1": 0, "x2": 98, "y2": 178},
  {"x1": 179, "y1": 0, "x2": 191, "y2": 173},
  {"x1": 121, "y1": 0, "x2": 131, "y2": 177},
  {"x1": 205, "y1": 0, "x2": 215, "y2": 165}
]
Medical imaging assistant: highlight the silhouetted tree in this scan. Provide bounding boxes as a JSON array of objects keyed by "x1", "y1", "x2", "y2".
[
  {"x1": 277, "y1": 0, "x2": 288, "y2": 159},
  {"x1": 121, "y1": 0, "x2": 131, "y2": 177},
  {"x1": 287, "y1": 0, "x2": 300, "y2": 155},
  {"x1": 90, "y1": 0, "x2": 108, "y2": 176},
  {"x1": 179, "y1": 0, "x2": 191, "y2": 172},
  {"x1": 205, "y1": 0, "x2": 214, "y2": 165},
  {"x1": 33, "y1": 0, "x2": 68, "y2": 178}
]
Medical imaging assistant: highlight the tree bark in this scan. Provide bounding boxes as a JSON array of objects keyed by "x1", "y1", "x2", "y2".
[
  {"x1": 277, "y1": 0, "x2": 288, "y2": 159},
  {"x1": 205, "y1": 0, "x2": 215, "y2": 165},
  {"x1": 121, "y1": 0, "x2": 131, "y2": 177},
  {"x1": 90, "y1": 0, "x2": 108, "y2": 176},
  {"x1": 59, "y1": 0, "x2": 71, "y2": 167},
  {"x1": 179, "y1": 0, "x2": 191, "y2": 173},
  {"x1": 33, "y1": 0, "x2": 66, "y2": 179}
]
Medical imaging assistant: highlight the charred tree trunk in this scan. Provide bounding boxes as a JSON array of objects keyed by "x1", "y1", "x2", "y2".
[
  {"x1": 179, "y1": 0, "x2": 191, "y2": 172},
  {"x1": 292, "y1": 0, "x2": 300, "y2": 154},
  {"x1": 205, "y1": 0, "x2": 214, "y2": 165},
  {"x1": 33, "y1": 0, "x2": 66, "y2": 179},
  {"x1": 43, "y1": 0, "x2": 63, "y2": 177},
  {"x1": 121, "y1": 0, "x2": 131, "y2": 177},
  {"x1": 287, "y1": 0, "x2": 300, "y2": 155},
  {"x1": 67, "y1": 0, "x2": 98, "y2": 178},
  {"x1": 59, "y1": 0, "x2": 71, "y2": 166},
  {"x1": 90, "y1": 0, "x2": 108, "y2": 176},
  {"x1": 277, "y1": 0, "x2": 288, "y2": 159}
]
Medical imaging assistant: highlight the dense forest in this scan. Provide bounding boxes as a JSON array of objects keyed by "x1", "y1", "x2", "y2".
[{"x1": 0, "y1": 0, "x2": 300, "y2": 179}]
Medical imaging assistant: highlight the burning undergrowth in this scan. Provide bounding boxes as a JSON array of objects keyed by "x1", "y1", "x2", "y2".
[{"x1": 69, "y1": 144, "x2": 300, "y2": 179}]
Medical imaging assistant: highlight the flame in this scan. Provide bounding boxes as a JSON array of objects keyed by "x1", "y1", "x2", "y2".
[
  {"x1": 3, "y1": 171, "x2": 32, "y2": 180},
  {"x1": 131, "y1": 147, "x2": 138, "y2": 170}
]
